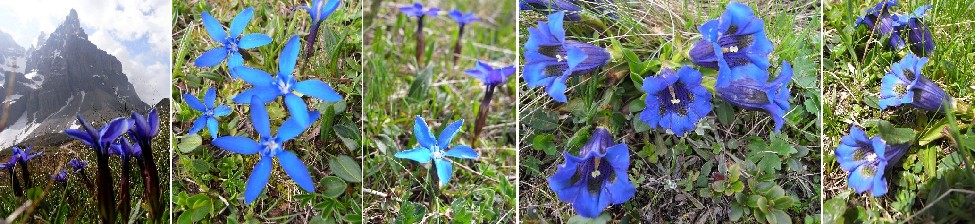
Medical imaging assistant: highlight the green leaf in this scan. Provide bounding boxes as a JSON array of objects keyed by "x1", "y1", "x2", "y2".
[
  {"x1": 405, "y1": 65, "x2": 433, "y2": 103},
  {"x1": 525, "y1": 110, "x2": 559, "y2": 131},
  {"x1": 730, "y1": 203, "x2": 746, "y2": 221},
  {"x1": 178, "y1": 135, "x2": 202, "y2": 153},
  {"x1": 919, "y1": 146, "x2": 937, "y2": 179},
  {"x1": 567, "y1": 213, "x2": 611, "y2": 224},
  {"x1": 320, "y1": 176, "x2": 348, "y2": 198},
  {"x1": 334, "y1": 123, "x2": 361, "y2": 151},
  {"x1": 868, "y1": 119, "x2": 914, "y2": 145},
  {"x1": 329, "y1": 155, "x2": 363, "y2": 183},
  {"x1": 532, "y1": 134, "x2": 558, "y2": 156},
  {"x1": 772, "y1": 210, "x2": 792, "y2": 224}
]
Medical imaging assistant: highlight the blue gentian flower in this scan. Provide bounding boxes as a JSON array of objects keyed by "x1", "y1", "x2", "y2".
[
  {"x1": 715, "y1": 61, "x2": 793, "y2": 133},
  {"x1": 185, "y1": 88, "x2": 230, "y2": 138},
  {"x1": 448, "y1": 10, "x2": 479, "y2": 25},
  {"x1": 1, "y1": 156, "x2": 22, "y2": 196},
  {"x1": 395, "y1": 116, "x2": 479, "y2": 187},
  {"x1": 639, "y1": 66, "x2": 713, "y2": 136},
  {"x1": 894, "y1": 5, "x2": 935, "y2": 56},
  {"x1": 689, "y1": 2, "x2": 774, "y2": 70},
  {"x1": 110, "y1": 138, "x2": 142, "y2": 160},
  {"x1": 232, "y1": 35, "x2": 343, "y2": 126},
  {"x1": 523, "y1": 11, "x2": 610, "y2": 103},
  {"x1": 465, "y1": 61, "x2": 515, "y2": 88},
  {"x1": 12, "y1": 146, "x2": 41, "y2": 163},
  {"x1": 519, "y1": 0, "x2": 583, "y2": 21},
  {"x1": 400, "y1": 2, "x2": 439, "y2": 18},
  {"x1": 878, "y1": 53, "x2": 951, "y2": 112},
  {"x1": 65, "y1": 114, "x2": 128, "y2": 222},
  {"x1": 128, "y1": 108, "x2": 161, "y2": 145},
  {"x1": 855, "y1": 0, "x2": 902, "y2": 49},
  {"x1": 194, "y1": 7, "x2": 273, "y2": 71},
  {"x1": 297, "y1": 0, "x2": 342, "y2": 59},
  {"x1": 834, "y1": 125, "x2": 908, "y2": 197},
  {"x1": 69, "y1": 158, "x2": 87, "y2": 173},
  {"x1": 52, "y1": 169, "x2": 68, "y2": 183},
  {"x1": 212, "y1": 96, "x2": 320, "y2": 204},
  {"x1": 547, "y1": 127, "x2": 635, "y2": 218}
]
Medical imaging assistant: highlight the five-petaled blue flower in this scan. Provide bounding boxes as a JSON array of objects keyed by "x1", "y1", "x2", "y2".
[
  {"x1": 465, "y1": 61, "x2": 515, "y2": 88},
  {"x1": 690, "y1": 2, "x2": 774, "y2": 71},
  {"x1": 12, "y1": 146, "x2": 41, "y2": 163},
  {"x1": 547, "y1": 127, "x2": 635, "y2": 218},
  {"x1": 66, "y1": 114, "x2": 130, "y2": 155},
  {"x1": 879, "y1": 53, "x2": 951, "y2": 112},
  {"x1": 400, "y1": 2, "x2": 440, "y2": 18},
  {"x1": 523, "y1": 11, "x2": 610, "y2": 103},
  {"x1": 715, "y1": 60, "x2": 794, "y2": 133},
  {"x1": 194, "y1": 7, "x2": 273, "y2": 71},
  {"x1": 855, "y1": 0, "x2": 902, "y2": 49},
  {"x1": 395, "y1": 116, "x2": 479, "y2": 187},
  {"x1": 639, "y1": 66, "x2": 713, "y2": 136},
  {"x1": 448, "y1": 10, "x2": 479, "y2": 25},
  {"x1": 894, "y1": 5, "x2": 935, "y2": 56},
  {"x1": 834, "y1": 125, "x2": 907, "y2": 197},
  {"x1": 298, "y1": 0, "x2": 342, "y2": 28},
  {"x1": 519, "y1": 0, "x2": 583, "y2": 21},
  {"x1": 232, "y1": 35, "x2": 343, "y2": 127},
  {"x1": 185, "y1": 88, "x2": 231, "y2": 138},
  {"x1": 69, "y1": 158, "x2": 87, "y2": 173},
  {"x1": 212, "y1": 96, "x2": 320, "y2": 204}
]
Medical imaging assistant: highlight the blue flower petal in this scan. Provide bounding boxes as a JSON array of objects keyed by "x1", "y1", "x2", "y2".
[
  {"x1": 148, "y1": 108, "x2": 160, "y2": 137},
  {"x1": 194, "y1": 47, "x2": 227, "y2": 67},
  {"x1": 212, "y1": 136, "x2": 261, "y2": 155},
  {"x1": 213, "y1": 105, "x2": 232, "y2": 117},
  {"x1": 229, "y1": 7, "x2": 254, "y2": 38},
  {"x1": 434, "y1": 158, "x2": 453, "y2": 186},
  {"x1": 437, "y1": 119, "x2": 463, "y2": 149},
  {"x1": 238, "y1": 33, "x2": 273, "y2": 49},
  {"x1": 395, "y1": 147, "x2": 433, "y2": 163},
  {"x1": 444, "y1": 145, "x2": 478, "y2": 159},
  {"x1": 233, "y1": 86, "x2": 278, "y2": 104},
  {"x1": 232, "y1": 66, "x2": 275, "y2": 86},
  {"x1": 188, "y1": 116, "x2": 206, "y2": 135},
  {"x1": 249, "y1": 96, "x2": 271, "y2": 137},
  {"x1": 278, "y1": 150, "x2": 315, "y2": 192},
  {"x1": 848, "y1": 164, "x2": 875, "y2": 194},
  {"x1": 207, "y1": 117, "x2": 219, "y2": 139},
  {"x1": 278, "y1": 35, "x2": 301, "y2": 77},
  {"x1": 65, "y1": 129, "x2": 95, "y2": 147},
  {"x1": 284, "y1": 94, "x2": 310, "y2": 126},
  {"x1": 228, "y1": 52, "x2": 244, "y2": 70},
  {"x1": 319, "y1": 0, "x2": 343, "y2": 21},
  {"x1": 244, "y1": 156, "x2": 272, "y2": 204},
  {"x1": 204, "y1": 88, "x2": 217, "y2": 108},
  {"x1": 294, "y1": 80, "x2": 343, "y2": 102},
  {"x1": 100, "y1": 118, "x2": 130, "y2": 147},
  {"x1": 184, "y1": 93, "x2": 207, "y2": 112},
  {"x1": 201, "y1": 12, "x2": 227, "y2": 42},
  {"x1": 413, "y1": 116, "x2": 436, "y2": 149},
  {"x1": 278, "y1": 111, "x2": 319, "y2": 142}
]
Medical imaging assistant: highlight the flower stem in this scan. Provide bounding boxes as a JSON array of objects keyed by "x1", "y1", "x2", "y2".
[
  {"x1": 7, "y1": 168, "x2": 22, "y2": 197},
  {"x1": 94, "y1": 149, "x2": 117, "y2": 224},
  {"x1": 118, "y1": 159, "x2": 132, "y2": 223},
  {"x1": 452, "y1": 25, "x2": 465, "y2": 64},
  {"x1": 303, "y1": 22, "x2": 321, "y2": 59},
  {"x1": 137, "y1": 139, "x2": 162, "y2": 223},
  {"x1": 415, "y1": 16, "x2": 426, "y2": 65},
  {"x1": 17, "y1": 160, "x2": 31, "y2": 189},
  {"x1": 472, "y1": 85, "x2": 495, "y2": 149},
  {"x1": 427, "y1": 164, "x2": 440, "y2": 222}
]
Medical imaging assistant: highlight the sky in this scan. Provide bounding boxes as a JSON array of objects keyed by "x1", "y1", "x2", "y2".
[{"x1": 0, "y1": 0, "x2": 171, "y2": 104}]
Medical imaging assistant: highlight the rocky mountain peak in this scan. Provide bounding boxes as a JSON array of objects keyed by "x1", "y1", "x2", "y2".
[{"x1": 53, "y1": 9, "x2": 86, "y2": 40}]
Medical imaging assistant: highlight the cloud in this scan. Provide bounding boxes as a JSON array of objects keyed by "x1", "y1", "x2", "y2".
[{"x1": 0, "y1": 0, "x2": 171, "y2": 104}]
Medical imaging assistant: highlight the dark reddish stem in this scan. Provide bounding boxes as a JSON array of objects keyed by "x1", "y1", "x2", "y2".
[
  {"x1": 415, "y1": 16, "x2": 426, "y2": 65},
  {"x1": 472, "y1": 85, "x2": 495, "y2": 150},
  {"x1": 303, "y1": 23, "x2": 321, "y2": 59},
  {"x1": 452, "y1": 24, "x2": 465, "y2": 64}
]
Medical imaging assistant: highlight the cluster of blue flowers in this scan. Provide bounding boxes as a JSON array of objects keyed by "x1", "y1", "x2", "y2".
[
  {"x1": 519, "y1": 0, "x2": 618, "y2": 21},
  {"x1": 399, "y1": 2, "x2": 481, "y2": 64},
  {"x1": 522, "y1": 11, "x2": 610, "y2": 103},
  {"x1": 855, "y1": 0, "x2": 935, "y2": 56},
  {"x1": 188, "y1": 1, "x2": 344, "y2": 204}
]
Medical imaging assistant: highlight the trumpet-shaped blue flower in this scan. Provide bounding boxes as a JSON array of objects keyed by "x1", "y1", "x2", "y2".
[
  {"x1": 185, "y1": 88, "x2": 230, "y2": 138},
  {"x1": 715, "y1": 61, "x2": 793, "y2": 133},
  {"x1": 519, "y1": 0, "x2": 583, "y2": 21},
  {"x1": 879, "y1": 53, "x2": 951, "y2": 112},
  {"x1": 894, "y1": 5, "x2": 935, "y2": 56},
  {"x1": 834, "y1": 125, "x2": 907, "y2": 197},
  {"x1": 194, "y1": 7, "x2": 273, "y2": 70},
  {"x1": 689, "y1": 2, "x2": 774, "y2": 71},
  {"x1": 548, "y1": 128, "x2": 635, "y2": 218},
  {"x1": 12, "y1": 146, "x2": 41, "y2": 163},
  {"x1": 69, "y1": 158, "x2": 87, "y2": 173},
  {"x1": 298, "y1": 0, "x2": 342, "y2": 26},
  {"x1": 465, "y1": 61, "x2": 515, "y2": 88},
  {"x1": 523, "y1": 11, "x2": 609, "y2": 103},
  {"x1": 395, "y1": 116, "x2": 479, "y2": 187},
  {"x1": 400, "y1": 2, "x2": 439, "y2": 18},
  {"x1": 448, "y1": 10, "x2": 479, "y2": 25},
  {"x1": 66, "y1": 115, "x2": 130, "y2": 154},
  {"x1": 128, "y1": 108, "x2": 161, "y2": 144},
  {"x1": 110, "y1": 138, "x2": 142, "y2": 159},
  {"x1": 52, "y1": 170, "x2": 68, "y2": 183},
  {"x1": 639, "y1": 66, "x2": 713, "y2": 136},
  {"x1": 232, "y1": 35, "x2": 343, "y2": 126},
  {"x1": 855, "y1": 0, "x2": 902, "y2": 49},
  {"x1": 212, "y1": 96, "x2": 320, "y2": 204}
]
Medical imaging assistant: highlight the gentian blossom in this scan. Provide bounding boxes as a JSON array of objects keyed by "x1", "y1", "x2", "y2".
[
  {"x1": 110, "y1": 137, "x2": 140, "y2": 221},
  {"x1": 194, "y1": 7, "x2": 273, "y2": 71},
  {"x1": 52, "y1": 169, "x2": 68, "y2": 183},
  {"x1": 519, "y1": 0, "x2": 583, "y2": 21},
  {"x1": 127, "y1": 108, "x2": 163, "y2": 220},
  {"x1": 400, "y1": 2, "x2": 439, "y2": 64},
  {"x1": 12, "y1": 146, "x2": 40, "y2": 188},
  {"x1": 547, "y1": 128, "x2": 635, "y2": 218},
  {"x1": 523, "y1": 11, "x2": 610, "y2": 103},
  {"x1": 639, "y1": 66, "x2": 713, "y2": 136},
  {"x1": 893, "y1": 5, "x2": 935, "y2": 55},
  {"x1": 448, "y1": 9, "x2": 480, "y2": 63},
  {"x1": 465, "y1": 61, "x2": 515, "y2": 148},
  {"x1": 0, "y1": 156, "x2": 22, "y2": 197},
  {"x1": 212, "y1": 96, "x2": 320, "y2": 204},
  {"x1": 878, "y1": 53, "x2": 951, "y2": 112},
  {"x1": 297, "y1": 0, "x2": 342, "y2": 59},
  {"x1": 834, "y1": 125, "x2": 907, "y2": 197},
  {"x1": 232, "y1": 35, "x2": 343, "y2": 127},
  {"x1": 185, "y1": 88, "x2": 231, "y2": 138},
  {"x1": 855, "y1": 0, "x2": 902, "y2": 49},
  {"x1": 65, "y1": 114, "x2": 129, "y2": 224},
  {"x1": 395, "y1": 116, "x2": 479, "y2": 187},
  {"x1": 68, "y1": 158, "x2": 87, "y2": 173},
  {"x1": 689, "y1": 2, "x2": 774, "y2": 71},
  {"x1": 715, "y1": 61, "x2": 793, "y2": 133}
]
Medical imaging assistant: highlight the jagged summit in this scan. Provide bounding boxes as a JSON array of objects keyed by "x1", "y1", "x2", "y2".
[{"x1": 52, "y1": 8, "x2": 87, "y2": 40}]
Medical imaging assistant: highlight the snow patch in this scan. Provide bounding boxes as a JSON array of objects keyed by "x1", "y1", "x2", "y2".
[
  {"x1": 0, "y1": 113, "x2": 41, "y2": 148},
  {"x1": 3, "y1": 94, "x2": 22, "y2": 104},
  {"x1": 23, "y1": 71, "x2": 44, "y2": 89}
]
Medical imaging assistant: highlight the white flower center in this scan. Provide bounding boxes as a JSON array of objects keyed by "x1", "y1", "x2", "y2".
[
  {"x1": 431, "y1": 146, "x2": 444, "y2": 159},
  {"x1": 722, "y1": 45, "x2": 739, "y2": 53},
  {"x1": 556, "y1": 54, "x2": 566, "y2": 62},
  {"x1": 668, "y1": 86, "x2": 681, "y2": 104},
  {"x1": 865, "y1": 153, "x2": 877, "y2": 162}
]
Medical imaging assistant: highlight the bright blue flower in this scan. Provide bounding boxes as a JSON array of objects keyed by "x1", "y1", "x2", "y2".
[
  {"x1": 185, "y1": 88, "x2": 230, "y2": 138},
  {"x1": 639, "y1": 66, "x2": 713, "y2": 136},
  {"x1": 448, "y1": 10, "x2": 479, "y2": 25},
  {"x1": 395, "y1": 116, "x2": 479, "y2": 187},
  {"x1": 855, "y1": 0, "x2": 902, "y2": 49},
  {"x1": 689, "y1": 2, "x2": 774, "y2": 71},
  {"x1": 298, "y1": 0, "x2": 342, "y2": 26},
  {"x1": 465, "y1": 61, "x2": 515, "y2": 87},
  {"x1": 110, "y1": 138, "x2": 142, "y2": 159},
  {"x1": 128, "y1": 108, "x2": 160, "y2": 144},
  {"x1": 878, "y1": 53, "x2": 951, "y2": 112},
  {"x1": 894, "y1": 5, "x2": 934, "y2": 56},
  {"x1": 547, "y1": 128, "x2": 635, "y2": 218},
  {"x1": 12, "y1": 146, "x2": 41, "y2": 163},
  {"x1": 715, "y1": 61, "x2": 793, "y2": 133},
  {"x1": 212, "y1": 96, "x2": 320, "y2": 204},
  {"x1": 834, "y1": 125, "x2": 907, "y2": 197},
  {"x1": 400, "y1": 2, "x2": 439, "y2": 18},
  {"x1": 194, "y1": 7, "x2": 273, "y2": 71},
  {"x1": 523, "y1": 11, "x2": 609, "y2": 103},
  {"x1": 52, "y1": 169, "x2": 68, "y2": 183},
  {"x1": 519, "y1": 0, "x2": 583, "y2": 21},
  {"x1": 232, "y1": 35, "x2": 343, "y2": 127},
  {"x1": 69, "y1": 158, "x2": 87, "y2": 173},
  {"x1": 65, "y1": 114, "x2": 131, "y2": 155}
]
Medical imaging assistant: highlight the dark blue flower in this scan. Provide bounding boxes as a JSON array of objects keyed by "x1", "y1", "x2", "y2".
[
  {"x1": 69, "y1": 158, "x2": 87, "y2": 173},
  {"x1": 689, "y1": 2, "x2": 774, "y2": 70},
  {"x1": 194, "y1": 7, "x2": 273, "y2": 70},
  {"x1": 212, "y1": 96, "x2": 320, "y2": 204},
  {"x1": 465, "y1": 61, "x2": 515, "y2": 88},
  {"x1": 878, "y1": 53, "x2": 951, "y2": 112},
  {"x1": 448, "y1": 10, "x2": 479, "y2": 25},
  {"x1": 52, "y1": 169, "x2": 68, "y2": 183},
  {"x1": 400, "y1": 2, "x2": 439, "y2": 18},
  {"x1": 65, "y1": 114, "x2": 130, "y2": 155},
  {"x1": 110, "y1": 138, "x2": 142, "y2": 159},
  {"x1": 894, "y1": 5, "x2": 934, "y2": 56},
  {"x1": 185, "y1": 88, "x2": 231, "y2": 138},
  {"x1": 547, "y1": 128, "x2": 635, "y2": 218},
  {"x1": 855, "y1": 0, "x2": 902, "y2": 48},
  {"x1": 395, "y1": 116, "x2": 479, "y2": 187},
  {"x1": 232, "y1": 35, "x2": 343, "y2": 127},
  {"x1": 715, "y1": 61, "x2": 793, "y2": 133},
  {"x1": 834, "y1": 125, "x2": 907, "y2": 197},
  {"x1": 519, "y1": 0, "x2": 583, "y2": 21},
  {"x1": 12, "y1": 146, "x2": 41, "y2": 163},
  {"x1": 639, "y1": 66, "x2": 713, "y2": 136},
  {"x1": 128, "y1": 108, "x2": 161, "y2": 144},
  {"x1": 298, "y1": 0, "x2": 342, "y2": 26},
  {"x1": 523, "y1": 11, "x2": 609, "y2": 103}
]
